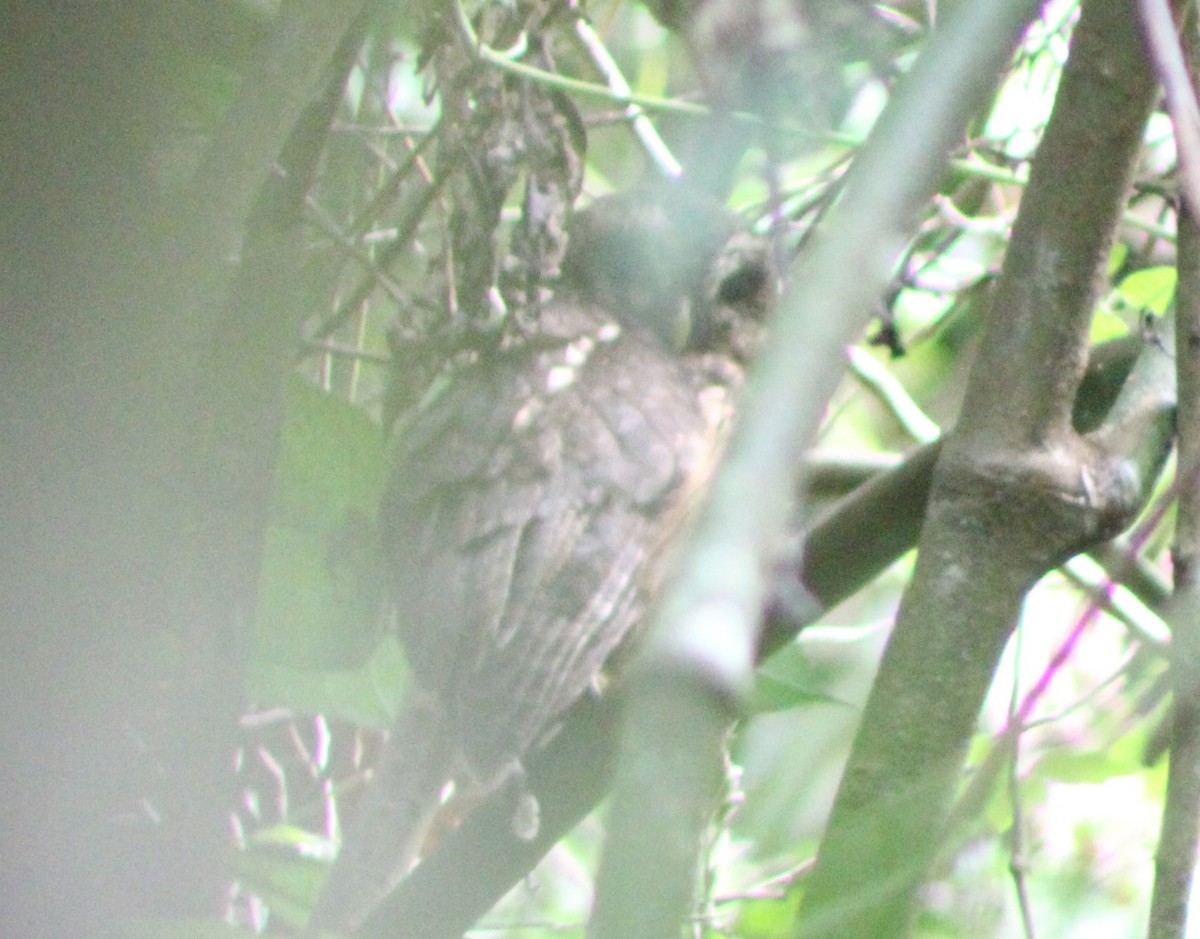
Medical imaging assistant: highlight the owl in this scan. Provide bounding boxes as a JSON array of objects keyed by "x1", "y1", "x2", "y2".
[{"x1": 310, "y1": 187, "x2": 772, "y2": 934}]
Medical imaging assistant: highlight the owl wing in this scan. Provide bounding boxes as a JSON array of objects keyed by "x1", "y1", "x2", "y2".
[{"x1": 380, "y1": 305, "x2": 714, "y2": 782}]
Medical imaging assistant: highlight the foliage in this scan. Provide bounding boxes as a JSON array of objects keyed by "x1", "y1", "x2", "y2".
[
  {"x1": 216, "y1": 1, "x2": 1186, "y2": 936},
  {"x1": 9, "y1": 0, "x2": 1200, "y2": 938}
]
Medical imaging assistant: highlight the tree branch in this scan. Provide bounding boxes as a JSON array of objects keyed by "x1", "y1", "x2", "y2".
[
  {"x1": 795, "y1": 2, "x2": 1170, "y2": 935},
  {"x1": 1148, "y1": 22, "x2": 1200, "y2": 921},
  {"x1": 362, "y1": 333, "x2": 1165, "y2": 939},
  {"x1": 587, "y1": 2, "x2": 1043, "y2": 937}
]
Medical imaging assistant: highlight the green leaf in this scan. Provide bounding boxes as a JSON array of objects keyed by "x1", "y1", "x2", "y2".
[
  {"x1": 735, "y1": 891, "x2": 804, "y2": 938},
  {"x1": 1089, "y1": 306, "x2": 1130, "y2": 343},
  {"x1": 751, "y1": 638, "x2": 864, "y2": 714},
  {"x1": 1034, "y1": 746, "x2": 1140, "y2": 785},
  {"x1": 250, "y1": 823, "x2": 333, "y2": 854},
  {"x1": 253, "y1": 517, "x2": 385, "y2": 669},
  {"x1": 246, "y1": 634, "x2": 410, "y2": 729},
  {"x1": 252, "y1": 379, "x2": 389, "y2": 670},
  {"x1": 1115, "y1": 266, "x2": 1176, "y2": 316},
  {"x1": 1106, "y1": 241, "x2": 1128, "y2": 276},
  {"x1": 232, "y1": 848, "x2": 329, "y2": 930},
  {"x1": 271, "y1": 377, "x2": 386, "y2": 530}
]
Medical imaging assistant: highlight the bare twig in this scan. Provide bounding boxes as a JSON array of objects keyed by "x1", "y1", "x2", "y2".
[
  {"x1": 570, "y1": 14, "x2": 682, "y2": 178},
  {"x1": 1005, "y1": 629, "x2": 1039, "y2": 939},
  {"x1": 846, "y1": 345, "x2": 942, "y2": 444},
  {"x1": 1148, "y1": 164, "x2": 1200, "y2": 939},
  {"x1": 308, "y1": 167, "x2": 451, "y2": 344},
  {"x1": 1136, "y1": 0, "x2": 1200, "y2": 217}
]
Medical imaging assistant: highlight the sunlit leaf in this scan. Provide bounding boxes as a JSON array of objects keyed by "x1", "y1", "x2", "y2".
[
  {"x1": 1115, "y1": 266, "x2": 1176, "y2": 316},
  {"x1": 735, "y1": 891, "x2": 803, "y2": 939},
  {"x1": 1034, "y1": 742, "x2": 1142, "y2": 785}
]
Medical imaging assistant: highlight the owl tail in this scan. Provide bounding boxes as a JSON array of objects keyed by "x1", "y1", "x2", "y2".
[{"x1": 308, "y1": 706, "x2": 450, "y2": 935}]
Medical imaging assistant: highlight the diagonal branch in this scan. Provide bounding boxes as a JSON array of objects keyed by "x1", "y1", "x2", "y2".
[
  {"x1": 795, "y1": 2, "x2": 1173, "y2": 936},
  {"x1": 587, "y1": 2, "x2": 1043, "y2": 937}
]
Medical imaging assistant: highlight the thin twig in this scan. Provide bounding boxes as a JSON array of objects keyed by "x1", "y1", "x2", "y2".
[
  {"x1": 846, "y1": 345, "x2": 942, "y2": 443},
  {"x1": 449, "y1": 0, "x2": 851, "y2": 146},
  {"x1": 950, "y1": 154, "x2": 1178, "y2": 242},
  {"x1": 309, "y1": 166, "x2": 451, "y2": 344},
  {"x1": 1005, "y1": 628, "x2": 1038, "y2": 939},
  {"x1": 1136, "y1": 0, "x2": 1200, "y2": 218},
  {"x1": 1147, "y1": 13, "x2": 1200, "y2": 919},
  {"x1": 570, "y1": 14, "x2": 682, "y2": 178},
  {"x1": 301, "y1": 339, "x2": 391, "y2": 366},
  {"x1": 305, "y1": 194, "x2": 408, "y2": 305},
  {"x1": 449, "y1": 0, "x2": 683, "y2": 175},
  {"x1": 1060, "y1": 553, "x2": 1170, "y2": 648},
  {"x1": 347, "y1": 124, "x2": 441, "y2": 242}
]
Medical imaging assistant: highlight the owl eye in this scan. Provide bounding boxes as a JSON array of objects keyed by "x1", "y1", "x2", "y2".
[
  {"x1": 717, "y1": 259, "x2": 770, "y2": 309},
  {"x1": 712, "y1": 233, "x2": 775, "y2": 318}
]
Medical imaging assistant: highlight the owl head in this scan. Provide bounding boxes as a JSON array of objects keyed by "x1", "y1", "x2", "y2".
[{"x1": 559, "y1": 185, "x2": 775, "y2": 360}]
